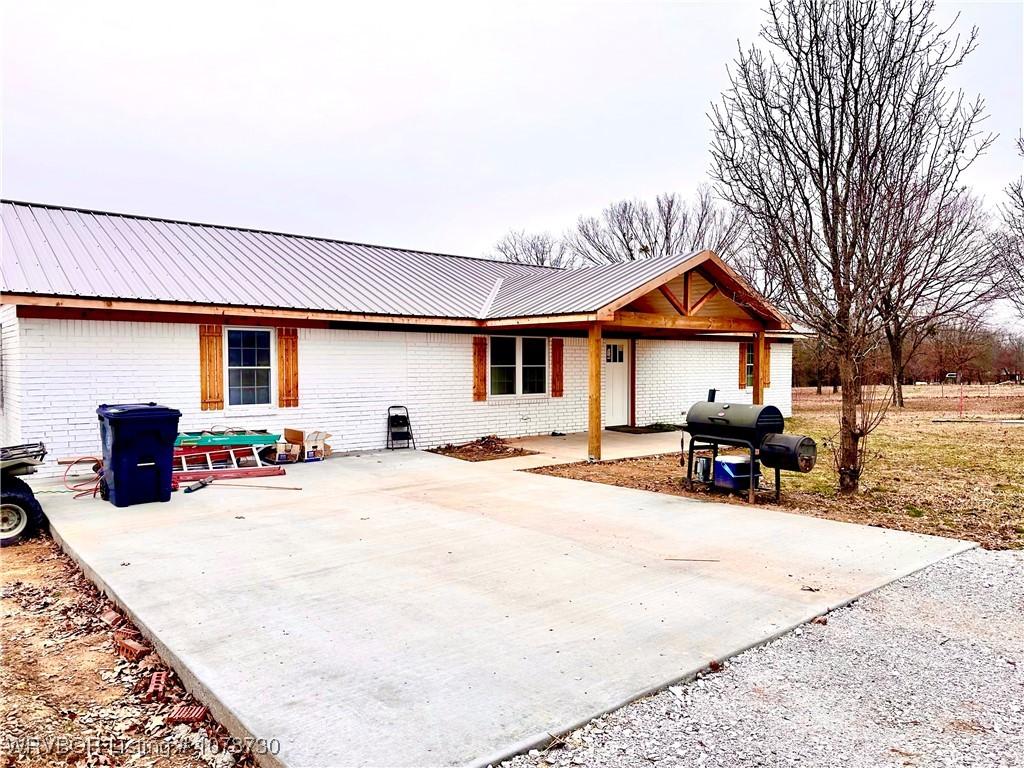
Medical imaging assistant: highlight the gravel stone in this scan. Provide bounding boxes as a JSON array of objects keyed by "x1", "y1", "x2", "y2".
[{"x1": 501, "y1": 549, "x2": 1023, "y2": 768}]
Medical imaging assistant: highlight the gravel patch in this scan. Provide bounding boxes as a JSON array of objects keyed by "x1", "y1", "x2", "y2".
[{"x1": 501, "y1": 549, "x2": 1023, "y2": 768}]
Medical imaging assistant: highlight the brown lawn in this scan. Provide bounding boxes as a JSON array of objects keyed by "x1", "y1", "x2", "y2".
[{"x1": 529, "y1": 385, "x2": 1024, "y2": 550}]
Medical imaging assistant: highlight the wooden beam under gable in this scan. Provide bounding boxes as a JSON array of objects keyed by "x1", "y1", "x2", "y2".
[
  {"x1": 658, "y1": 285, "x2": 689, "y2": 316},
  {"x1": 608, "y1": 311, "x2": 763, "y2": 333},
  {"x1": 689, "y1": 285, "x2": 721, "y2": 316}
]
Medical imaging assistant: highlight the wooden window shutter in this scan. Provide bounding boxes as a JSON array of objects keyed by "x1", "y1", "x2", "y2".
[
  {"x1": 277, "y1": 327, "x2": 300, "y2": 407},
  {"x1": 738, "y1": 342, "x2": 748, "y2": 389},
  {"x1": 763, "y1": 342, "x2": 772, "y2": 388},
  {"x1": 550, "y1": 338, "x2": 564, "y2": 398},
  {"x1": 199, "y1": 325, "x2": 224, "y2": 410},
  {"x1": 472, "y1": 336, "x2": 488, "y2": 401}
]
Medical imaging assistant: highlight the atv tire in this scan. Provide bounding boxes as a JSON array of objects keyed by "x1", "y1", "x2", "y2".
[{"x1": 1, "y1": 474, "x2": 47, "y2": 547}]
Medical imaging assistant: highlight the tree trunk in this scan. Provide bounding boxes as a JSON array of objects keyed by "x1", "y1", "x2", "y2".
[
  {"x1": 885, "y1": 331, "x2": 906, "y2": 408},
  {"x1": 837, "y1": 352, "x2": 861, "y2": 494}
]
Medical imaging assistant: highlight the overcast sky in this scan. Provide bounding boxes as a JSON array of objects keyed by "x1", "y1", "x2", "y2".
[{"x1": 2, "y1": 0, "x2": 1022, "y2": 323}]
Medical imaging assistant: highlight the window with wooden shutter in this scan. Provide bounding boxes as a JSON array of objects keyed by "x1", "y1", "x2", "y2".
[
  {"x1": 738, "y1": 342, "x2": 748, "y2": 389},
  {"x1": 472, "y1": 336, "x2": 487, "y2": 401},
  {"x1": 763, "y1": 342, "x2": 772, "y2": 388},
  {"x1": 550, "y1": 338, "x2": 564, "y2": 398},
  {"x1": 199, "y1": 325, "x2": 224, "y2": 410},
  {"x1": 277, "y1": 327, "x2": 299, "y2": 407}
]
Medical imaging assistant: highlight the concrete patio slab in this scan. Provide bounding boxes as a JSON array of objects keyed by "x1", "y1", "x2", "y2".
[
  {"x1": 39, "y1": 451, "x2": 973, "y2": 768},
  {"x1": 501, "y1": 429, "x2": 684, "y2": 470}
]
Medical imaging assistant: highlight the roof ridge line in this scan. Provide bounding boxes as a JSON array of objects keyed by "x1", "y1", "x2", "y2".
[
  {"x1": 0, "y1": 198, "x2": 565, "y2": 271},
  {"x1": 478, "y1": 277, "x2": 503, "y2": 318}
]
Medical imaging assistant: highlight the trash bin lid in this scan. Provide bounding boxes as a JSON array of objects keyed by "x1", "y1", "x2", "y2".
[{"x1": 97, "y1": 403, "x2": 182, "y2": 420}]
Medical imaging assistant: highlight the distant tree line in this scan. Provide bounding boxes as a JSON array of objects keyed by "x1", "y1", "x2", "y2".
[{"x1": 793, "y1": 323, "x2": 1024, "y2": 389}]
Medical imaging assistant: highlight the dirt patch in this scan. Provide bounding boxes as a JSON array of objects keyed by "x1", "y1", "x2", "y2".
[
  {"x1": 429, "y1": 435, "x2": 539, "y2": 462},
  {"x1": 606, "y1": 423, "x2": 681, "y2": 435},
  {"x1": 1, "y1": 539, "x2": 262, "y2": 767},
  {"x1": 530, "y1": 388, "x2": 1024, "y2": 550}
]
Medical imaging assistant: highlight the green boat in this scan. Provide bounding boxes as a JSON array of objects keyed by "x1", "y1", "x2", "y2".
[{"x1": 174, "y1": 429, "x2": 281, "y2": 448}]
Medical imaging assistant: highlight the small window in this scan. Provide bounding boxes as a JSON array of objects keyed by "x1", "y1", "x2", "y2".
[
  {"x1": 522, "y1": 338, "x2": 547, "y2": 394},
  {"x1": 490, "y1": 337, "x2": 517, "y2": 396},
  {"x1": 745, "y1": 344, "x2": 755, "y2": 388},
  {"x1": 227, "y1": 329, "x2": 272, "y2": 405},
  {"x1": 489, "y1": 336, "x2": 547, "y2": 396}
]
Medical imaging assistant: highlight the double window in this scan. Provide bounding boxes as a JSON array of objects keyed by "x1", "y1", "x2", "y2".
[
  {"x1": 490, "y1": 337, "x2": 547, "y2": 396},
  {"x1": 227, "y1": 329, "x2": 272, "y2": 405}
]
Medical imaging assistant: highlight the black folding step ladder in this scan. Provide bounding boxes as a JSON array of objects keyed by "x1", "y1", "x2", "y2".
[{"x1": 386, "y1": 406, "x2": 416, "y2": 450}]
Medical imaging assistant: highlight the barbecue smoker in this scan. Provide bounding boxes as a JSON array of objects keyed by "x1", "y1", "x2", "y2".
[{"x1": 682, "y1": 395, "x2": 816, "y2": 503}]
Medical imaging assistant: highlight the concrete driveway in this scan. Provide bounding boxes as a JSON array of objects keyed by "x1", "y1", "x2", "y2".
[{"x1": 40, "y1": 451, "x2": 972, "y2": 768}]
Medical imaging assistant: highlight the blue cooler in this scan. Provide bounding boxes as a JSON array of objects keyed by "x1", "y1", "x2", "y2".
[
  {"x1": 96, "y1": 403, "x2": 182, "y2": 507},
  {"x1": 713, "y1": 455, "x2": 760, "y2": 493}
]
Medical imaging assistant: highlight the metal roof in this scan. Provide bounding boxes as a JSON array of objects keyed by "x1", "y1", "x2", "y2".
[
  {"x1": 486, "y1": 251, "x2": 699, "y2": 318},
  {"x1": 1, "y1": 201, "x2": 551, "y2": 319},
  {"x1": 1, "y1": 201, "x2": 774, "y2": 323}
]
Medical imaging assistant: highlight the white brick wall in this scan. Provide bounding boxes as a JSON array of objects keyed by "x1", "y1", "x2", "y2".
[
  {"x1": 1, "y1": 305, "x2": 22, "y2": 445},
  {"x1": 634, "y1": 338, "x2": 792, "y2": 424},
  {"x1": 13, "y1": 318, "x2": 793, "y2": 476}
]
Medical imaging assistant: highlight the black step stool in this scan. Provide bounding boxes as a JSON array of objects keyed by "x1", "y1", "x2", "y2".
[{"x1": 386, "y1": 406, "x2": 416, "y2": 450}]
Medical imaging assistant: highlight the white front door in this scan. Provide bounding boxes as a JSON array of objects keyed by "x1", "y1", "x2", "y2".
[{"x1": 605, "y1": 342, "x2": 630, "y2": 426}]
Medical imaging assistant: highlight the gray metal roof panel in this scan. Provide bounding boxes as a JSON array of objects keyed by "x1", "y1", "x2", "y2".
[
  {"x1": 1, "y1": 201, "x2": 553, "y2": 318},
  {"x1": 485, "y1": 251, "x2": 700, "y2": 317}
]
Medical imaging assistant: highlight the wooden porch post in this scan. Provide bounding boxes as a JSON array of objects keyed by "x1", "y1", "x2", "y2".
[
  {"x1": 588, "y1": 323, "x2": 603, "y2": 460},
  {"x1": 753, "y1": 330, "x2": 765, "y2": 405}
]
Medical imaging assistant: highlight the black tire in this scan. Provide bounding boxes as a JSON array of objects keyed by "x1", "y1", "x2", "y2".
[{"x1": 1, "y1": 474, "x2": 47, "y2": 547}]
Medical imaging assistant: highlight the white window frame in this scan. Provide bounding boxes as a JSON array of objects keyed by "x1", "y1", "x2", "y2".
[
  {"x1": 488, "y1": 336, "x2": 548, "y2": 398},
  {"x1": 223, "y1": 326, "x2": 277, "y2": 410}
]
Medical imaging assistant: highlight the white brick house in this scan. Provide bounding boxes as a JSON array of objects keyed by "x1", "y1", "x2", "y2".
[{"x1": 1, "y1": 201, "x2": 794, "y2": 475}]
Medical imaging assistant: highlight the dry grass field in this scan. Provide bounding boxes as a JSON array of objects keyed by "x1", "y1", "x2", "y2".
[{"x1": 532, "y1": 385, "x2": 1024, "y2": 550}]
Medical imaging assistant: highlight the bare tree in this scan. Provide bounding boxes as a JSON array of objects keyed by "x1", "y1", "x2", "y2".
[
  {"x1": 491, "y1": 230, "x2": 569, "y2": 268},
  {"x1": 563, "y1": 186, "x2": 745, "y2": 265},
  {"x1": 996, "y1": 137, "x2": 1024, "y2": 316},
  {"x1": 879, "y1": 190, "x2": 997, "y2": 407},
  {"x1": 710, "y1": 0, "x2": 992, "y2": 493}
]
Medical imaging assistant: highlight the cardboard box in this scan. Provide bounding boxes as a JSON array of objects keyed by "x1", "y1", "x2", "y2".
[
  {"x1": 283, "y1": 428, "x2": 333, "y2": 463},
  {"x1": 273, "y1": 441, "x2": 303, "y2": 464}
]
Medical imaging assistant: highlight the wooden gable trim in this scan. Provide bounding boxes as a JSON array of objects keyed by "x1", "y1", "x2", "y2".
[{"x1": 595, "y1": 252, "x2": 790, "y2": 329}]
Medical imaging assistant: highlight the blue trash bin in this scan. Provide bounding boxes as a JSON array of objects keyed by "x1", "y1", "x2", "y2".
[{"x1": 96, "y1": 403, "x2": 182, "y2": 507}]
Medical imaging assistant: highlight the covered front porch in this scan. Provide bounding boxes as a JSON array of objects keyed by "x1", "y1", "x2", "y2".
[{"x1": 486, "y1": 250, "x2": 792, "y2": 460}]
